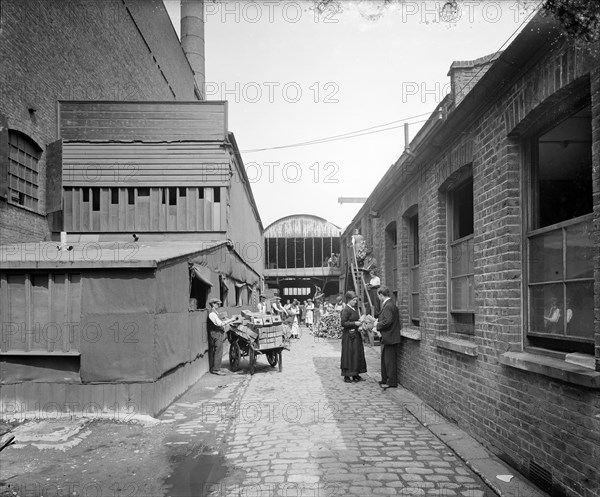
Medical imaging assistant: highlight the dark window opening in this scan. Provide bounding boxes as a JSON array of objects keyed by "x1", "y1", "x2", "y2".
[
  {"x1": 161, "y1": 188, "x2": 166, "y2": 204},
  {"x1": 111, "y1": 188, "x2": 119, "y2": 204},
  {"x1": 179, "y1": 187, "x2": 187, "y2": 197},
  {"x1": 82, "y1": 188, "x2": 90, "y2": 202},
  {"x1": 452, "y1": 179, "x2": 474, "y2": 240},
  {"x1": 169, "y1": 187, "x2": 177, "y2": 206},
  {"x1": 137, "y1": 187, "x2": 150, "y2": 197},
  {"x1": 214, "y1": 187, "x2": 221, "y2": 202},
  {"x1": 535, "y1": 108, "x2": 592, "y2": 229},
  {"x1": 190, "y1": 277, "x2": 210, "y2": 310},
  {"x1": 198, "y1": 187, "x2": 204, "y2": 199},
  {"x1": 127, "y1": 188, "x2": 135, "y2": 205},
  {"x1": 92, "y1": 188, "x2": 100, "y2": 211}
]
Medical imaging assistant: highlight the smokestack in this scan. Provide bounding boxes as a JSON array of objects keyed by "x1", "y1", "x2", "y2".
[{"x1": 181, "y1": 0, "x2": 205, "y2": 100}]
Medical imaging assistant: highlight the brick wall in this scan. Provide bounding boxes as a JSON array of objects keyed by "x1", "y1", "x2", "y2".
[
  {"x1": 362, "y1": 38, "x2": 600, "y2": 497},
  {"x1": 0, "y1": 0, "x2": 196, "y2": 244}
]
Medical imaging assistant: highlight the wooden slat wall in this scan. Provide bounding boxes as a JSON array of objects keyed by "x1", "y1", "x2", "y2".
[
  {"x1": 63, "y1": 142, "x2": 230, "y2": 187},
  {"x1": 63, "y1": 187, "x2": 227, "y2": 232},
  {"x1": 59, "y1": 101, "x2": 227, "y2": 142}
]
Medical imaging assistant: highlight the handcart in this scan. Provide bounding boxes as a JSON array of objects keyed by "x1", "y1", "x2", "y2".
[{"x1": 227, "y1": 311, "x2": 287, "y2": 375}]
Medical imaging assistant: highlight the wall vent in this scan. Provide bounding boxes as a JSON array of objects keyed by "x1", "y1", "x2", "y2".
[{"x1": 529, "y1": 460, "x2": 553, "y2": 494}]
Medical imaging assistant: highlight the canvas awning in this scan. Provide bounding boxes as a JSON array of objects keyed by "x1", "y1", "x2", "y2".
[{"x1": 191, "y1": 264, "x2": 213, "y2": 287}]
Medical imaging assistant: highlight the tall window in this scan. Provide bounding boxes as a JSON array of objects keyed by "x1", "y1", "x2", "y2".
[
  {"x1": 527, "y1": 105, "x2": 593, "y2": 352},
  {"x1": 448, "y1": 178, "x2": 474, "y2": 332},
  {"x1": 8, "y1": 131, "x2": 41, "y2": 210},
  {"x1": 409, "y1": 213, "x2": 420, "y2": 324}
]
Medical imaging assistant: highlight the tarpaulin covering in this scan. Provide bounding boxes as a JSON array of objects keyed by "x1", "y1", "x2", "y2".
[
  {"x1": 2, "y1": 243, "x2": 260, "y2": 384},
  {"x1": 79, "y1": 271, "x2": 156, "y2": 382},
  {"x1": 191, "y1": 264, "x2": 213, "y2": 287},
  {"x1": 189, "y1": 244, "x2": 260, "y2": 287},
  {"x1": 80, "y1": 312, "x2": 155, "y2": 382}
]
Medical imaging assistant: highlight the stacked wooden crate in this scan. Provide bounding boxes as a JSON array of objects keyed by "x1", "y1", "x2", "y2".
[{"x1": 241, "y1": 311, "x2": 285, "y2": 350}]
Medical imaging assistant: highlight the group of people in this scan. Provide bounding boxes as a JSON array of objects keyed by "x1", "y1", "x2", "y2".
[
  {"x1": 206, "y1": 276, "x2": 403, "y2": 391},
  {"x1": 270, "y1": 296, "x2": 301, "y2": 339},
  {"x1": 339, "y1": 285, "x2": 401, "y2": 389}
]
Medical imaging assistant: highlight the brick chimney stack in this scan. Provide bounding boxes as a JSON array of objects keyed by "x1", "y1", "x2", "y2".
[
  {"x1": 181, "y1": 0, "x2": 205, "y2": 100},
  {"x1": 447, "y1": 52, "x2": 500, "y2": 107}
]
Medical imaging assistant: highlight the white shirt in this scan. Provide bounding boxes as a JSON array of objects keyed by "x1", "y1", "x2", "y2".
[{"x1": 209, "y1": 309, "x2": 226, "y2": 327}]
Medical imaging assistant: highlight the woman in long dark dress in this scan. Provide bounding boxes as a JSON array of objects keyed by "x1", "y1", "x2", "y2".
[{"x1": 339, "y1": 291, "x2": 367, "y2": 383}]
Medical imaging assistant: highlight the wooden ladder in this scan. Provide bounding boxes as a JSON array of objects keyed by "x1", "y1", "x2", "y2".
[{"x1": 350, "y1": 239, "x2": 372, "y2": 315}]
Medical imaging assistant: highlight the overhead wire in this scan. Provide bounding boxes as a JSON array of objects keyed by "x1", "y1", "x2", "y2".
[
  {"x1": 240, "y1": 113, "x2": 432, "y2": 153},
  {"x1": 240, "y1": 2, "x2": 542, "y2": 155}
]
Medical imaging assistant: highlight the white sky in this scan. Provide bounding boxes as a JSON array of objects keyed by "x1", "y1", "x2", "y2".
[{"x1": 164, "y1": 0, "x2": 541, "y2": 231}]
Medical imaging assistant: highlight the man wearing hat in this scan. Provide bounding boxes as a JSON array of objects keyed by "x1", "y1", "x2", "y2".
[
  {"x1": 270, "y1": 296, "x2": 287, "y2": 319},
  {"x1": 207, "y1": 298, "x2": 236, "y2": 375}
]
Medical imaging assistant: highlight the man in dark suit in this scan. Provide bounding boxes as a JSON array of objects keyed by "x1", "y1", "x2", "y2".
[{"x1": 375, "y1": 285, "x2": 402, "y2": 390}]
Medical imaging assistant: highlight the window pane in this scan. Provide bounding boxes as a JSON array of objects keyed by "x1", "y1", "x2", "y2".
[
  {"x1": 565, "y1": 282, "x2": 594, "y2": 340},
  {"x1": 468, "y1": 275, "x2": 475, "y2": 310},
  {"x1": 566, "y1": 220, "x2": 593, "y2": 279},
  {"x1": 451, "y1": 277, "x2": 469, "y2": 311},
  {"x1": 451, "y1": 238, "x2": 473, "y2": 277},
  {"x1": 529, "y1": 230, "x2": 563, "y2": 283},
  {"x1": 411, "y1": 293, "x2": 420, "y2": 320},
  {"x1": 411, "y1": 266, "x2": 420, "y2": 293},
  {"x1": 529, "y1": 284, "x2": 563, "y2": 335}
]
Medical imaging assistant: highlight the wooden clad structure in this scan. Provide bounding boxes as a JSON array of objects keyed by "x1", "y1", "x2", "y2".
[
  {"x1": 0, "y1": 241, "x2": 260, "y2": 416},
  {"x1": 62, "y1": 142, "x2": 229, "y2": 186},
  {"x1": 59, "y1": 101, "x2": 227, "y2": 142}
]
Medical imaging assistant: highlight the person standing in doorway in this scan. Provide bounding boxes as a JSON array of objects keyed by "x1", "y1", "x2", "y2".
[
  {"x1": 375, "y1": 286, "x2": 402, "y2": 390},
  {"x1": 207, "y1": 298, "x2": 236, "y2": 376}
]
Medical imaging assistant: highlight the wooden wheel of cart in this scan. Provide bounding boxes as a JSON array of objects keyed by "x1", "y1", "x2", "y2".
[
  {"x1": 266, "y1": 351, "x2": 278, "y2": 367},
  {"x1": 249, "y1": 346, "x2": 256, "y2": 375},
  {"x1": 229, "y1": 340, "x2": 241, "y2": 372}
]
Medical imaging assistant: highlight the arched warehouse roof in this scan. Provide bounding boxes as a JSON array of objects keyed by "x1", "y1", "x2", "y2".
[{"x1": 264, "y1": 214, "x2": 341, "y2": 238}]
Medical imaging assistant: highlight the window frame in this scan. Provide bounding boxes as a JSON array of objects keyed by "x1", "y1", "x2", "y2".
[
  {"x1": 523, "y1": 102, "x2": 594, "y2": 352},
  {"x1": 447, "y1": 177, "x2": 475, "y2": 316},
  {"x1": 7, "y1": 131, "x2": 42, "y2": 211},
  {"x1": 408, "y1": 212, "x2": 420, "y2": 325}
]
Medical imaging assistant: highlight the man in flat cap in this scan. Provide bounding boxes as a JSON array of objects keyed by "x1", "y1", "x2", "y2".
[{"x1": 207, "y1": 297, "x2": 235, "y2": 375}]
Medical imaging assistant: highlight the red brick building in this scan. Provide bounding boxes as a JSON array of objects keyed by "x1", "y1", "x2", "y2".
[
  {"x1": 342, "y1": 13, "x2": 599, "y2": 497},
  {"x1": 0, "y1": 0, "x2": 202, "y2": 244}
]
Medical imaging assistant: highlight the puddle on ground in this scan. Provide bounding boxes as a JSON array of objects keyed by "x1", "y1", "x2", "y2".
[{"x1": 164, "y1": 445, "x2": 229, "y2": 497}]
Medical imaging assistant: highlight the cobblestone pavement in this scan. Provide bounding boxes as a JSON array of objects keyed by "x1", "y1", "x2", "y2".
[{"x1": 161, "y1": 327, "x2": 496, "y2": 497}]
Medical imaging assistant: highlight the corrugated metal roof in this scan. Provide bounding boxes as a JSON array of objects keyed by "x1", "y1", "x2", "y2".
[
  {"x1": 0, "y1": 241, "x2": 228, "y2": 269},
  {"x1": 264, "y1": 215, "x2": 341, "y2": 238}
]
